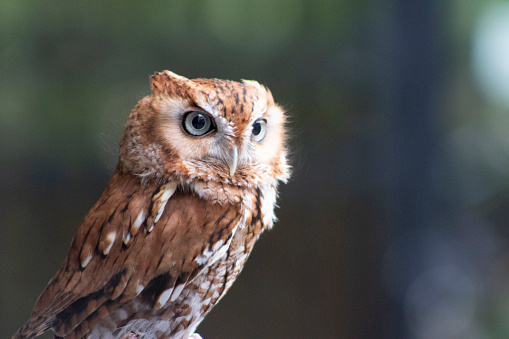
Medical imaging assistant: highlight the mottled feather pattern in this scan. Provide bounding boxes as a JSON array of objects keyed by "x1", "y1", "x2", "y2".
[{"x1": 14, "y1": 70, "x2": 289, "y2": 339}]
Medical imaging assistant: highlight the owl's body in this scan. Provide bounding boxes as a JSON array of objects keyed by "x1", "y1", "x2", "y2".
[{"x1": 14, "y1": 71, "x2": 289, "y2": 339}]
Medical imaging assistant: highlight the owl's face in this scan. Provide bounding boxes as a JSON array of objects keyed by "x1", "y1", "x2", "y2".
[{"x1": 119, "y1": 71, "x2": 289, "y2": 188}]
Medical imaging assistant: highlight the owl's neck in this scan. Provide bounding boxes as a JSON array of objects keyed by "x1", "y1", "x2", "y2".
[{"x1": 116, "y1": 163, "x2": 266, "y2": 208}]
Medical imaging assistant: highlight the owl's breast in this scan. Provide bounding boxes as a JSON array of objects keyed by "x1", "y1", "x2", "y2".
[
  {"x1": 84, "y1": 183, "x2": 273, "y2": 339},
  {"x1": 161, "y1": 207, "x2": 266, "y2": 338}
]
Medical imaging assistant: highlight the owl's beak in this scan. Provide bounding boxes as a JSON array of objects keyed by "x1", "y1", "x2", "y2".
[{"x1": 228, "y1": 146, "x2": 238, "y2": 177}]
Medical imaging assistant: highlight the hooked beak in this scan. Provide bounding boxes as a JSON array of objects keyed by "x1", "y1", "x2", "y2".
[{"x1": 227, "y1": 146, "x2": 238, "y2": 177}]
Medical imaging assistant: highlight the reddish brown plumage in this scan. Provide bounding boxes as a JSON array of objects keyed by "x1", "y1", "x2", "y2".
[{"x1": 14, "y1": 70, "x2": 289, "y2": 339}]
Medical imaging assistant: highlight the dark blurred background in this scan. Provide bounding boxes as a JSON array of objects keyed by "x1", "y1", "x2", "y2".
[{"x1": 3, "y1": 1, "x2": 509, "y2": 338}]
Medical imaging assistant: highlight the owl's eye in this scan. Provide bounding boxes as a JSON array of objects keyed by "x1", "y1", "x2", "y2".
[
  {"x1": 182, "y1": 111, "x2": 215, "y2": 136},
  {"x1": 251, "y1": 119, "x2": 267, "y2": 142}
]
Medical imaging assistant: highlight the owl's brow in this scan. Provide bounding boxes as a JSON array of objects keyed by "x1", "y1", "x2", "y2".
[
  {"x1": 191, "y1": 90, "x2": 236, "y2": 137},
  {"x1": 250, "y1": 103, "x2": 268, "y2": 123}
]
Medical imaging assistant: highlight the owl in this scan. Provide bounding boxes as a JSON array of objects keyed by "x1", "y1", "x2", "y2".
[{"x1": 13, "y1": 71, "x2": 290, "y2": 339}]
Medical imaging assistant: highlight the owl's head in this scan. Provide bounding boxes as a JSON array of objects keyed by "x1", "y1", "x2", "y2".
[{"x1": 119, "y1": 71, "x2": 290, "y2": 190}]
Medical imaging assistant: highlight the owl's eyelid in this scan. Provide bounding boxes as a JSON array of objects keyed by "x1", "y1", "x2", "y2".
[
  {"x1": 182, "y1": 107, "x2": 211, "y2": 118},
  {"x1": 253, "y1": 117, "x2": 267, "y2": 124}
]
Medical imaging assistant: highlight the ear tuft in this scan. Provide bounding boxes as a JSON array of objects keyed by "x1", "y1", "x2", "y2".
[
  {"x1": 242, "y1": 79, "x2": 274, "y2": 105},
  {"x1": 150, "y1": 70, "x2": 188, "y2": 95}
]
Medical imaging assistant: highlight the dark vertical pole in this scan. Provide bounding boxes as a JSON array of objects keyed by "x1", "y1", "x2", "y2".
[{"x1": 376, "y1": 1, "x2": 443, "y2": 337}]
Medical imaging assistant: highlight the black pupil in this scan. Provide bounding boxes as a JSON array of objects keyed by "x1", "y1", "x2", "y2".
[
  {"x1": 192, "y1": 114, "x2": 206, "y2": 130},
  {"x1": 253, "y1": 122, "x2": 261, "y2": 135}
]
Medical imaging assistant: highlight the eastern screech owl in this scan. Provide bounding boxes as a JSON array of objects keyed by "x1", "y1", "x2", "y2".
[{"x1": 13, "y1": 71, "x2": 290, "y2": 339}]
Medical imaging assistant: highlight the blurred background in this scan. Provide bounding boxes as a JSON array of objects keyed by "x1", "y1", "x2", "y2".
[{"x1": 2, "y1": 1, "x2": 509, "y2": 338}]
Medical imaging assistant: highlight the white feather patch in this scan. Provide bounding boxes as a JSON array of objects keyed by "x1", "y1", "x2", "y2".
[
  {"x1": 116, "y1": 309, "x2": 128, "y2": 321},
  {"x1": 208, "y1": 241, "x2": 230, "y2": 265},
  {"x1": 260, "y1": 184, "x2": 278, "y2": 228},
  {"x1": 212, "y1": 239, "x2": 224, "y2": 251},
  {"x1": 147, "y1": 223, "x2": 155, "y2": 233},
  {"x1": 195, "y1": 247, "x2": 214, "y2": 265},
  {"x1": 136, "y1": 284, "x2": 145, "y2": 296},
  {"x1": 123, "y1": 231, "x2": 131, "y2": 245},
  {"x1": 102, "y1": 232, "x2": 116, "y2": 255},
  {"x1": 156, "y1": 288, "x2": 174, "y2": 309},
  {"x1": 154, "y1": 182, "x2": 178, "y2": 223},
  {"x1": 132, "y1": 211, "x2": 146, "y2": 234},
  {"x1": 80, "y1": 253, "x2": 93, "y2": 269},
  {"x1": 194, "y1": 226, "x2": 238, "y2": 267},
  {"x1": 170, "y1": 283, "x2": 185, "y2": 302}
]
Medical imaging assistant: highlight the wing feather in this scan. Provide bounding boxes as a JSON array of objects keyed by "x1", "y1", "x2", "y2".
[{"x1": 14, "y1": 169, "x2": 242, "y2": 339}]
